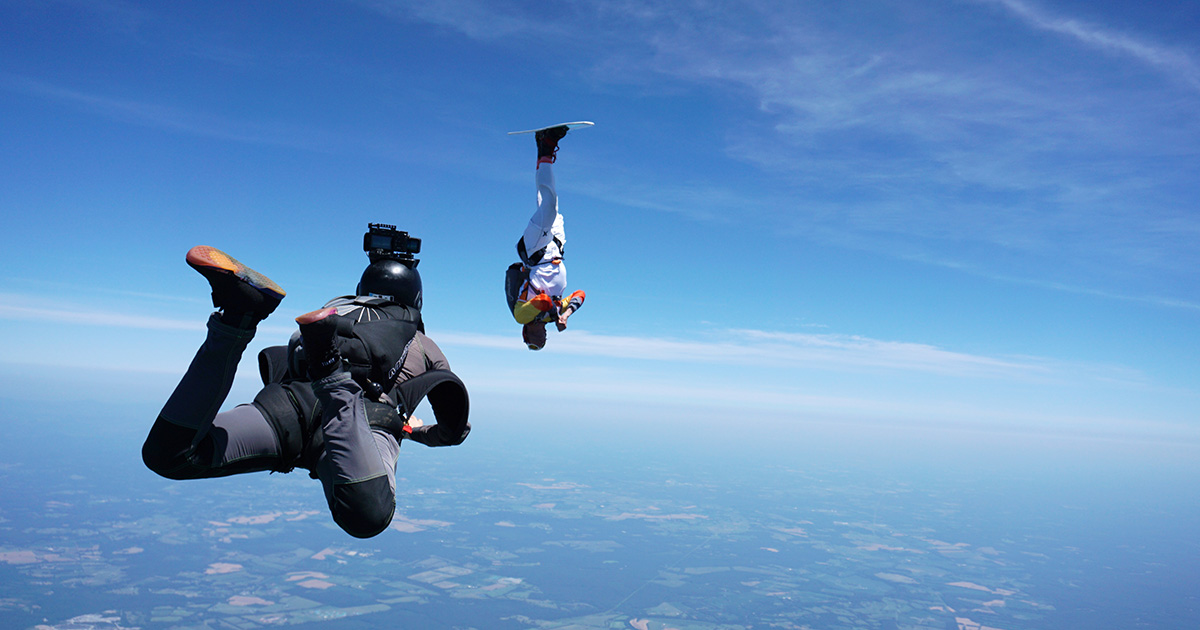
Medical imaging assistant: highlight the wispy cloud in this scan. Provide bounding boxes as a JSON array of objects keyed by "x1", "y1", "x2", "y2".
[
  {"x1": 352, "y1": 0, "x2": 554, "y2": 40},
  {"x1": 0, "y1": 294, "x2": 1103, "y2": 382},
  {"x1": 0, "y1": 73, "x2": 366, "y2": 154},
  {"x1": 896, "y1": 252, "x2": 1200, "y2": 313},
  {"x1": 366, "y1": 1, "x2": 1196, "y2": 282},
  {"x1": 977, "y1": 0, "x2": 1200, "y2": 90},
  {"x1": 442, "y1": 326, "x2": 1131, "y2": 386},
  {"x1": 1, "y1": 296, "x2": 1184, "y2": 434},
  {"x1": 575, "y1": 2, "x2": 1199, "y2": 305},
  {"x1": 464, "y1": 366, "x2": 1186, "y2": 440},
  {"x1": 0, "y1": 301, "x2": 204, "y2": 333},
  {"x1": 0, "y1": 295, "x2": 291, "y2": 338}
]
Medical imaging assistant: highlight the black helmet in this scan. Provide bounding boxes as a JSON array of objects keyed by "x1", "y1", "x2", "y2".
[{"x1": 357, "y1": 259, "x2": 423, "y2": 310}]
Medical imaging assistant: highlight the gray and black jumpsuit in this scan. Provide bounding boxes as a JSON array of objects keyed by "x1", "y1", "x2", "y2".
[{"x1": 142, "y1": 296, "x2": 470, "y2": 539}]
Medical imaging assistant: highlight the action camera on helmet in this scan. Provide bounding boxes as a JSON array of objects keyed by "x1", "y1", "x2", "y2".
[
  {"x1": 358, "y1": 223, "x2": 423, "y2": 310},
  {"x1": 363, "y1": 223, "x2": 421, "y2": 267}
]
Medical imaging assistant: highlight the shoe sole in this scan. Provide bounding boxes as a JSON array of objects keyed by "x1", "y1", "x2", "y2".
[
  {"x1": 186, "y1": 246, "x2": 286, "y2": 300},
  {"x1": 295, "y1": 307, "x2": 337, "y2": 325}
]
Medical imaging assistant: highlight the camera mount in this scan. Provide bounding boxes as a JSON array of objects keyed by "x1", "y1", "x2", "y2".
[{"x1": 364, "y1": 223, "x2": 421, "y2": 267}]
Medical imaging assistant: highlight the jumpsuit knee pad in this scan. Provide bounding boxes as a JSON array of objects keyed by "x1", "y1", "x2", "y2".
[
  {"x1": 141, "y1": 418, "x2": 201, "y2": 480},
  {"x1": 330, "y1": 475, "x2": 395, "y2": 539}
]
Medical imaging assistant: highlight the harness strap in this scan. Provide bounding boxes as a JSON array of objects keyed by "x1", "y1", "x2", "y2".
[
  {"x1": 252, "y1": 381, "x2": 322, "y2": 474},
  {"x1": 516, "y1": 235, "x2": 564, "y2": 267}
]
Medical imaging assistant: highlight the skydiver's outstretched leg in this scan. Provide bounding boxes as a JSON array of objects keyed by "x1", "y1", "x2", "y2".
[
  {"x1": 521, "y1": 126, "x2": 569, "y2": 299},
  {"x1": 521, "y1": 126, "x2": 567, "y2": 257},
  {"x1": 297, "y1": 308, "x2": 398, "y2": 539},
  {"x1": 522, "y1": 161, "x2": 558, "y2": 253},
  {"x1": 142, "y1": 247, "x2": 288, "y2": 480}
]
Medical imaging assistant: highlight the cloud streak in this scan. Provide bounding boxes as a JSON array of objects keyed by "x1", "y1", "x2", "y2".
[
  {"x1": 465, "y1": 366, "x2": 1184, "y2": 440},
  {"x1": 0, "y1": 296, "x2": 1183, "y2": 435},
  {"x1": 413, "y1": 327, "x2": 1131, "y2": 386},
  {"x1": 0, "y1": 295, "x2": 1083, "y2": 381},
  {"x1": 352, "y1": 0, "x2": 556, "y2": 40},
  {"x1": 0, "y1": 295, "x2": 292, "y2": 338},
  {"x1": 0, "y1": 73, "x2": 371, "y2": 154},
  {"x1": 978, "y1": 0, "x2": 1200, "y2": 90},
  {"x1": 0, "y1": 301, "x2": 204, "y2": 333}
]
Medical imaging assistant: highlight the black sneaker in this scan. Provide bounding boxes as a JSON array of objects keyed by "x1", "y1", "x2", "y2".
[
  {"x1": 295, "y1": 307, "x2": 342, "y2": 380},
  {"x1": 186, "y1": 246, "x2": 285, "y2": 328},
  {"x1": 535, "y1": 125, "x2": 568, "y2": 163}
]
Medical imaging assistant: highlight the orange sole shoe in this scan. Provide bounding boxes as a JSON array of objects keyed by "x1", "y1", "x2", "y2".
[{"x1": 186, "y1": 245, "x2": 286, "y2": 300}]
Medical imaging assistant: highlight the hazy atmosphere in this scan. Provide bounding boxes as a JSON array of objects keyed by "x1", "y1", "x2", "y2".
[{"x1": 2, "y1": 1, "x2": 1198, "y2": 628}]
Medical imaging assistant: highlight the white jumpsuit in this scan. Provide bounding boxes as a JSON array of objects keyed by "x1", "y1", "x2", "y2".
[{"x1": 521, "y1": 162, "x2": 567, "y2": 298}]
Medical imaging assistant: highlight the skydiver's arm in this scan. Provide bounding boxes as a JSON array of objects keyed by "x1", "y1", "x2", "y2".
[
  {"x1": 556, "y1": 290, "x2": 586, "y2": 331},
  {"x1": 393, "y1": 356, "x2": 469, "y2": 448},
  {"x1": 391, "y1": 332, "x2": 451, "y2": 388},
  {"x1": 556, "y1": 307, "x2": 573, "y2": 331},
  {"x1": 407, "y1": 405, "x2": 470, "y2": 447},
  {"x1": 416, "y1": 332, "x2": 450, "y2": 371},
  {"x1": 565, "y1": 290, "x2": 585, "y2": 313}
]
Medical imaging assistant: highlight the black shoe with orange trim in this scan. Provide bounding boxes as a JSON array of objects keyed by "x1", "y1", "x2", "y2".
[
  {"x1": 295, "y1": 307, "x2": 343, "y2": 380},
  {"x1": 186, "y1": 246, "x2": 285, "y2": 329}
]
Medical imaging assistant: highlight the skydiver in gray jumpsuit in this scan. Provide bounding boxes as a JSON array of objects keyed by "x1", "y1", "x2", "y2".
[{"x1": 142, "y1": 239, "x2": 469, "y2": 539}]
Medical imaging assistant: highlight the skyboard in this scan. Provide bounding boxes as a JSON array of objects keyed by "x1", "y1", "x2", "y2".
[{"x1": 507, "y1": 121, "x2": 594, "y2": 135}]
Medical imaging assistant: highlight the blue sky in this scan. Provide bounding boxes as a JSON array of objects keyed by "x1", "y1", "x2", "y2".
[{"x1": 1, "y1": 0, "x2": 1197, "y2": 447}]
